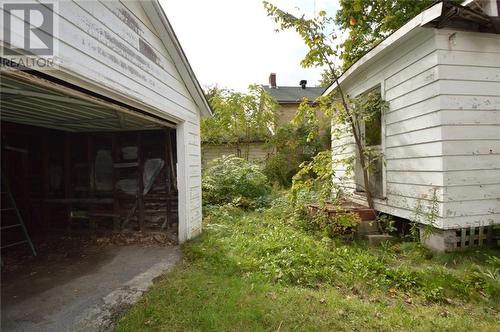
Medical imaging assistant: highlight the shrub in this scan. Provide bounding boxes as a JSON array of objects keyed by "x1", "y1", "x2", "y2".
[
  {"x1": 307, "y1": 209, "x2": 361, "y2": 238},
  {"x1": 263, "y1": 122, "x2": 330, "y2": 188},
  {"x1": 202, "y1": 155, "x2": 271, "y2": 208}
]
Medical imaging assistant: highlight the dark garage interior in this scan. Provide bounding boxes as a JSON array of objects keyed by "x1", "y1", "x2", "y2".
[{"x1": 1, "y1": 71, "x2": 179, "y2": 270}]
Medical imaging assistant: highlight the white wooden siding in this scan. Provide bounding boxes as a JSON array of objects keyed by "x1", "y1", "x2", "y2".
[
  {"x1": 331, "y1": 27, "x2": 500, "y2": 229},
  {"x1": 2, "y1": 1, "x2": 205, "y2": 240},
  {"x1": 436, "y1": 29, "x2": 500, "y2": 228}
]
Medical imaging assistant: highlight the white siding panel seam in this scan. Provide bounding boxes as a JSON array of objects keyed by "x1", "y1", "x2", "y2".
[
  {"x1": 54, "y1": 7, "x2": 198, "y2": 112},
  {"x1": 88, "y1": 1, "x2": 175, "y2": 68},
  {"x1": 347, "y1": 33, "x2": 436, "y2": 94},
  {"x1": 384, "y1": 65, "x2": 439, "y2": 100},
  {"x1": 386, "y1": 110, "x2": 439, "y2": 126},
  {"x1": 387, "y1": 181, "x2": 445, "y2": 187},
  {"x1": 385, "y1": 154, "x2": 499, "y2": 161},
  {"x1": 76, "y1": 1, "x2": 181, "y2": 83},
  {"x1": 386, "y1": 138, "x2": 500, "y2": 149},
  {"x1": 111, "y1": 0, "x2": 161, "y2": 39},
  {"x1": 386, "y1": 91, "x2": 441, "y2": 113},
  {"x1": 436, "y1": 47, "x2": 500, "y2": 55}
]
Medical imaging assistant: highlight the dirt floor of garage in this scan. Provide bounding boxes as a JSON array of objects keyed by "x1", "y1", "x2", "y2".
[{"x1": 1, "y1": 235, "x2": 181, "y2": 332}]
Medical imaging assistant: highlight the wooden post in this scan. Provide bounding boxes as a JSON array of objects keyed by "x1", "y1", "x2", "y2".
[
  {"x1": 469, "y1": 226, "x2": 476, "y2": 247},
  {"x1": 165, "y1": 130, "x2": 176, "y2": 191},
  {"x1": 164, "y1": 130, "x2": 171, "y2": 229},
  {"x1": 137, "y1": 132, "x2": 145, "y2": 230},
  {"x1": 87, "y1": 134, "x2": 96, "y2": 233},
  {"x1": 64, "y1": 132, "x2": 72, "y2": 230},
  {"x1": 111, "y1": 134, "x2": 120, "y2": 231},
  {"x1": 87, "y1": 135, "x2": 95, "y2": 198},
  {"x1": 41, "y1": 134, "x2": 49, "y2": 231}
]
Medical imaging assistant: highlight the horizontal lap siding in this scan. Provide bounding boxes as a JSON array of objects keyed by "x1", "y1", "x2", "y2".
[
  {"x1": 334, "y1": 29, "x2": 448, "y2": 224},
  {"x1": 41, "y1": 1, "x2": 199, "y2": 122},
  {"x1": 333, "y1": 28, "x2": 500, "y2": 228},
  {"x1": 332, "y1": 130, "x2": 355, "y2": 191},
  {"x1": 436, "y1": 30, "x2": 500, "y2": 228}
]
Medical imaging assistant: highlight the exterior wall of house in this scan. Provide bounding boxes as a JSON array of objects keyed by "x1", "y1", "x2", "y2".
[
  {"x1": 202, "y1": 143, "x2": 274, "y2": 164},
  {"x1": 332, "y1": 27, "x2": 500, "y2": 230},
  {"x1": 278, "y1": 104, "x2": 300, "y2": 124},
  {"x1": 435, "y1": 29, "x2": 500, "y2": 229},
  {"x1": 7, "y1": 1, "x2": 204, "y2": 241},
  {"x1": 332, "y1": 28, "x2": 446, "y2": 224}
]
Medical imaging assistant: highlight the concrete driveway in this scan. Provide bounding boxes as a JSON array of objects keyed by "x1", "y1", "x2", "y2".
[{"x1": 1, "y1": 245, "x2": 181, "y2": 332}]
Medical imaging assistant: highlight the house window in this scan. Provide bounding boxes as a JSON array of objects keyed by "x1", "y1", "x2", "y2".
[
  {"x1": 365, "y1": 105, "x2": 381, "y2": 147},
  {"x1": 355, "y1": 86, "x2": 384, "y2": 198}
]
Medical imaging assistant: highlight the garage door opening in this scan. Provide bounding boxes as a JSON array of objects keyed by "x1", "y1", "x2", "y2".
[{"x1": 1, "y1": 71, "x2": 179, "y2": 268}]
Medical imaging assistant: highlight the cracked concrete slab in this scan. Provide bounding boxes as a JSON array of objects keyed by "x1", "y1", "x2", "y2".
[{"x1": 1, "y1": 245, "x2": 181, "y2": 332}]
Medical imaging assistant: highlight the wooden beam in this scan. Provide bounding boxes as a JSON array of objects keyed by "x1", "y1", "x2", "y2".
[
  {"x1": 1, "y1": 87, "x2": 99, "y2": 107},
  {"x1": 165, "y1": 129, "x2": 177, "y2": 191},
  {"x1": 164, "y1": 131, "x2": 171, "y2": 229},
  {"x1": 41, "y1": 134, "x2": 49, "y2": 231},
  {"x1": 2, "y1": 69, "x2": 176, "y2": 128},
  {"x1": 116, "y1": 111, "x2": 126, "y2": 129}
]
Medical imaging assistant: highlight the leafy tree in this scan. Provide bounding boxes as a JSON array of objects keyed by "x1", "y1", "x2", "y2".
[
  {"x1": 201, "y1": 85, "x2": 278, "y2": 159},
  {"x1": 264, "y1": 1, "x2": 388, "y2": 208},
  {"x1": 336, "y1": 0, "x2": 434, "y2": 70},
  {"x1": 264, "y1": 97, "x2": 331, "y2": 187}
]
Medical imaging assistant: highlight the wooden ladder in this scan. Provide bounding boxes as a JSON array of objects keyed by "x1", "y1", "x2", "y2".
[{"x1": 1, "y1": 171, "x2": 36, "y2": 256}]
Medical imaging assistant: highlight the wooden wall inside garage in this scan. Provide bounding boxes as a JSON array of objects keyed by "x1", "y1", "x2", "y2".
[{"x1": 1, "y1": 122, "x2": 178, "y2": 236}]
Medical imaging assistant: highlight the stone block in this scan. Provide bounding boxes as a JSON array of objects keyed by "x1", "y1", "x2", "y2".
[{"x1": 366, "y1": 234, "x2": 396, "y2": 246}]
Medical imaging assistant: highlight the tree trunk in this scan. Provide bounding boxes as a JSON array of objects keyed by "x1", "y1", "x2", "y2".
[
  {"x1": 320, "y1": 46, "x2": 376, "y2": 209},
  {"x1": 332, "y1": 72, "x2": 375, "y2": 209}
]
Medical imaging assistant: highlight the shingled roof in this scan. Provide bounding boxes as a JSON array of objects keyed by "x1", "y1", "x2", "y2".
[{"x1": 262, "y1": 86, "x2": 326, "y2": 104}]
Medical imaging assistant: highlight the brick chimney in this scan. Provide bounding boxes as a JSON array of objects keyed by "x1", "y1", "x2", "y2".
[{"x1": 269, "y1": 73, "x2": 277, "y2": 88}]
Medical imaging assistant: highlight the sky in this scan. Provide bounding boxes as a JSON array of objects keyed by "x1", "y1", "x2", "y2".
[{"x1": 160, "y1": 0, "x2": 340, "y2": 92}]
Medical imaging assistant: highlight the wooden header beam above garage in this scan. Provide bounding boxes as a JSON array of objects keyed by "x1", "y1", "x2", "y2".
[{"x1": 0, "y1": 69, "x2": 175, "y2": 132}]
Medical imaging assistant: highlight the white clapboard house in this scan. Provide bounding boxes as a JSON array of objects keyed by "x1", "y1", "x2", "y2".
[
  {"x1": 323, "y1": 0, "x2": 500, "y2": 250},
  {"x1": 0, "y1": 0, "x2": 210, "y2": 245}
]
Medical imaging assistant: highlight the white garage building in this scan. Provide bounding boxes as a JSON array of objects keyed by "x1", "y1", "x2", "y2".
[{"x1": 1, "y1": 0, "x2": 210, "y2": 248}]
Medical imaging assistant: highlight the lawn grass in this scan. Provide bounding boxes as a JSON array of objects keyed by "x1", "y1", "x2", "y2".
[{"x1": 115, "y1": 201, "x2": 499, "y2": 331}]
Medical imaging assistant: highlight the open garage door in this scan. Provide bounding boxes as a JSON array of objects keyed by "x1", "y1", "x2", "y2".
[{"x1": 1, "y1": 69, "x2": 180, "y2": 263}]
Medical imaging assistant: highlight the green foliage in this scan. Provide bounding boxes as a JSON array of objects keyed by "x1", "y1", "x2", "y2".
[
  {"x1": 336, "y1": 0, "x2": 435, "y2": 70},
  {"x1": 201, "y1": 85, "x2": 278, "y2": 145},
  {"x1": 116, "y1": 201, "x2": 500, "y2": 331},
  {"x1": 264, "y1": 110, "x2": 330, "y2": 187},
  {"x1": 291, "y1": 150, "x2": 334, "y2": 204},
  {"x1": 409, "y1": 188, "x2": 440, "y2": 241},
  {"x1": 377, "y1": 214, "x2": 397, "y2": 234},
  {"x1": 192, "y1": 201, "x2": 500, "y2": 303},
  {"x1": 263, "y1": 0, "x2": 405, "y2": 208},
  {"x1": 308, "y1": 209, "x2": 361, "y2": 238},
  {"x1": 202, "y1": 155, "x2": 271, "y2": 208}
]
